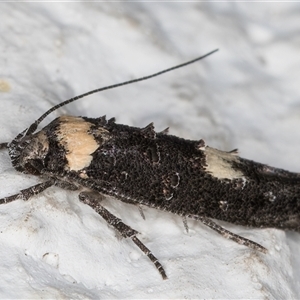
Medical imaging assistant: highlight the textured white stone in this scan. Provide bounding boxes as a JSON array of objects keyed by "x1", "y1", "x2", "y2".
[{"x1": 0, "y1": 3, "x2": 299, "y2": 298}]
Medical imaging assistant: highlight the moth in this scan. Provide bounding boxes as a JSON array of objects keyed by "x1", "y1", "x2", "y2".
[{"x1": 0, "y1": 49, "x2": 299, "y2": 280}]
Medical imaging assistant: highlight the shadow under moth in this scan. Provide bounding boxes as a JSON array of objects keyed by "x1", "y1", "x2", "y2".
[{"x1": 1, "y1": 49, "x2": 299, "y2": 279}]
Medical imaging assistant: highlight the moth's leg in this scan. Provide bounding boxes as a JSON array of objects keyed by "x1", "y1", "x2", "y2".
[
  {"x1": 0, "y1": 179, "x2": 55, "y2": 205},
  {"x1": 0, "y1": 143, "x2": 8, "y2": 150},
  {"x1": 54, "y1": 180, "x2": 79, "y2": 191},
  {"x1": 138, "y1": 205, "x2": 146, "y2": 220},
  {"x1": 182, "y1": 216, "x2": 189, "y2": 233},
  {"x1": 79, "y1": 191, "x2": 167, "y2": 280},
  {"x1": 187, "y1": 214, "x2": 267, "y2": 253}
]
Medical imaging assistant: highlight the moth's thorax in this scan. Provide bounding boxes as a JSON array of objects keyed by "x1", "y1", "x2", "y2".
[
  {"x1": 8, "y1": 116, "x2": 111, "y2": 175},
  {"x1": 55, "y1": 116, "x2": 110, "y2": 171}
]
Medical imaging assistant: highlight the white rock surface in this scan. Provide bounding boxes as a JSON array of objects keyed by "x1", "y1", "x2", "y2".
[{"x1": 0, "y1": 3, "x2": 300, "y2": 298}]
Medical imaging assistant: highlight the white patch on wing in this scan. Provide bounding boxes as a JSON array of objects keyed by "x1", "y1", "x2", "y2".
[
  {"x1": 203, "y1": 146, "x2": 245, "y2": 180},
  {"x1": 57, "y1": 116, "x2": 108, "y2": 171}
]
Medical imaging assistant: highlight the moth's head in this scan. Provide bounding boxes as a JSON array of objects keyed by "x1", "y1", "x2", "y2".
[{"x1": 8, "y1": 129, "x2": 49, "y2": 175}]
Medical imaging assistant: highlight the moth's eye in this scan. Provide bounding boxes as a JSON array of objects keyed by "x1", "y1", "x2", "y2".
[{"x1": 24, "y1": 159, "x2": 44, "y2": 176}]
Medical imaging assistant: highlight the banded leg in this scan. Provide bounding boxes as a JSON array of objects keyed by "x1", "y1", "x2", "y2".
[
  {"x1": 54, "y1": 180, "x2": 79, "y2": 191},
  {"x1": 182, "y1": 216, "x2": 189, "y2": 233},
  {"x1": 138, "y1": 205, "x2": 145, "y2": 220},
  {"x1": 187, "y1": 214, "x2": 267, "y2": 253},
  {"x1": 79, "y1": 191, "x2": 167, "y2": 280},
  {"x1": 0, "y1": 179, "x2": 55, "y2": 204}
]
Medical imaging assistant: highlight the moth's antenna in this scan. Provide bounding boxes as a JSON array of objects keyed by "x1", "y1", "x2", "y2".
[{"x1": 26, "y1": 49, "x2": 218, "y2": 135}]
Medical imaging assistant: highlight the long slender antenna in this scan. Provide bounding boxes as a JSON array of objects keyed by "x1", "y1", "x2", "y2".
[{"x1": 26, "y1": 49, "x2": 218, "y2": 135}]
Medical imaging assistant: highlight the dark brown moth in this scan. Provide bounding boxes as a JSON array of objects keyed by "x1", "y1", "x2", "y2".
[{"x1": 0, "y1": 49, "x2": 299, "y2": 279}]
